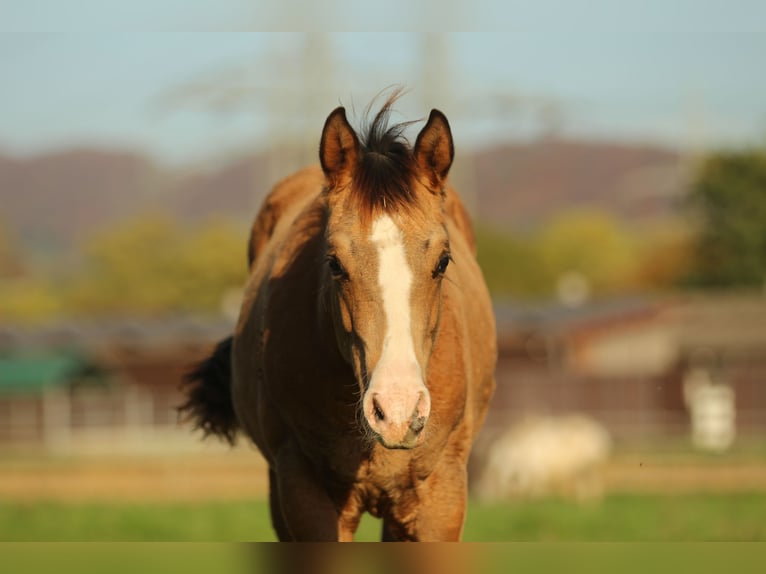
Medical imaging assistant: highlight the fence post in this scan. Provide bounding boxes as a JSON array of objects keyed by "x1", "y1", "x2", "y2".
[{"x1": 42, "y1": 385, "x2": 71, "y2": 454}]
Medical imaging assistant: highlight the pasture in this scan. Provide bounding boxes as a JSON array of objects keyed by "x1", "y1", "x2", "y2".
[
  {"x1": 2, "y1": 492, "x2": 765, "y2": 541},
  {"x1": 2, "y1": 444, "x2": 766, "y2": 542}
]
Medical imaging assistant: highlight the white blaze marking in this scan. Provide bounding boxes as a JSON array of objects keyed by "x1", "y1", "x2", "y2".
[{"x1": 369, "y1": 215, "x2": 423, "y2": 411}]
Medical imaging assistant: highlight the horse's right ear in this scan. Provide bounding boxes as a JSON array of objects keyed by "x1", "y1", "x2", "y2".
[{"x1": 319, "y1": 107, "x2": 359, "y2": 184}]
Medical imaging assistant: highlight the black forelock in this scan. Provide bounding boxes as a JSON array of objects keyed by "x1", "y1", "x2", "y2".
[{"x1": 351, "y1": 91, "x2": 419, "y2": 217}]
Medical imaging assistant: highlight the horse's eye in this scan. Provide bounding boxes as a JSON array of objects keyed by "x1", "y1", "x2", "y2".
[
  {"x1": 327, "y1": 255, "x2": 347, "y2": 279},
  {"x1": 432, "y1": 254, "x2": 451, "y2": 278}
]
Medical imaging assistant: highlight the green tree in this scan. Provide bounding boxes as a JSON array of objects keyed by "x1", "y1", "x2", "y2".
[
  {"x1": 687, "y1": 149, "x2": 766, "y2": 287},
  {"x1": 0, "y1": 221, "x2": 64, "y2": 323},
  {"x1": 174, "y1": 219, "x2": 248, "y2": 312},
  {"x1": 0, "y1": 278, "x2": 63, "y2": 323},
  {"x1": 475, "y1": 226, "x2": 550, "y2": 298},
  {"x1": 476, "y1": 211, "x2": 663, "y2": 300},
  {"x1": 537, "y1": 210, "x2": 639, "y2": 295},
  {"x1": 67, "y1": 214, "x2": 248, "y2": 316},
  {"x1": 633, "y1": 222, "x2": 694, "y2": 291}
]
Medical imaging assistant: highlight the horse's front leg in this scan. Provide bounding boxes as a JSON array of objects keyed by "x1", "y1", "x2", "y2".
[
  {"x1": 412, "y1": 471, "x2": 467, "y2": 541},
  {"x1": 384, "y1": 456, "x2": 469, "y2": 541},
  {"x1": 273, "y1": 440, "x2": 356, "y2": 541}
]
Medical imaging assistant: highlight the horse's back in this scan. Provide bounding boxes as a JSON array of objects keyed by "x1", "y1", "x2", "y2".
[
  {"x1": 248, "y1": 165, "x2": 325, "y2": 268},
  {"x1": 235, "y1": 166, "x2": 326, "y2": 457}
]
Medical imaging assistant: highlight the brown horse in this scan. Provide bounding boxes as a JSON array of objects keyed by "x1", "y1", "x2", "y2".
[{"x1": 182, "y1": 95, "x2": 496, "y2": 541}]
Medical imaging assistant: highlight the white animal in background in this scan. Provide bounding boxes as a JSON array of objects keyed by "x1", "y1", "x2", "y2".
[
  {"x1": 683, "y1": 368, "x2": 736, "y2": 452},
  {"x1": 475, "y1": 414, "x2": 612, "y2": 502}
]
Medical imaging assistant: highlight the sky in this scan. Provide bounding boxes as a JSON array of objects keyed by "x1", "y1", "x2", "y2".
[{"x1": 2, "y1": 3, "x2": 766, "y2": 165}]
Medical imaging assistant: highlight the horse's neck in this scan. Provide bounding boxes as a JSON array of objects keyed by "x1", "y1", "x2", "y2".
[{"x1": 313, "y1": 275, "x2": 349, "y2": 369}]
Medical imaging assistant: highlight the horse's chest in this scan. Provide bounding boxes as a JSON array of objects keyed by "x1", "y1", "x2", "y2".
[
  {"x1": 305, "y1": 439, "x2": 416, "y2": 488},
  {"x1": 339, "y1": 460, "x2": 420, "y2": 519}
]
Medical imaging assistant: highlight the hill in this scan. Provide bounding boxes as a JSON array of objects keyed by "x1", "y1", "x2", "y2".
[
  {"x1": 0, "y1": 139, "x2": 688, "y2": 253},
  {"x1": 472, "y1": 139, "x2": 687, "y2": 229}
]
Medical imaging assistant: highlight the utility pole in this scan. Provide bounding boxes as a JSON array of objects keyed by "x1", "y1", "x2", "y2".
[
  {"x1": 420, "y1": 34, "x2": 478, "y2": 216},
  {"x1": 300, "y1": 34, "x2": 336, "y2": 168}
]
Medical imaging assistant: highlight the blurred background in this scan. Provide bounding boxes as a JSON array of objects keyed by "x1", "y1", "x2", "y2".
[{"x1": 1, "y1": 21, "x2": 766, "y2": 541}]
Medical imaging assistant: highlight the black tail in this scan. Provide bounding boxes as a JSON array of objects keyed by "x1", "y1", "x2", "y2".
[{"x1": 179, "y1": 336, "x2": 239, "y2": 444}]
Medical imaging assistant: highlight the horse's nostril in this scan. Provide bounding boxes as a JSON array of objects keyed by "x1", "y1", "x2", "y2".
[
  {"x1": 372, "y1": 396, "x2": 385, "y2": 422},
  {"x1": 410, "y1": 415, "x2": 426, "y2": 435}
]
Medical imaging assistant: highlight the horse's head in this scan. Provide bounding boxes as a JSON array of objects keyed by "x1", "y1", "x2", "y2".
[{"x1": 318, "y1": 98, "x2": 454, "y2": 449}]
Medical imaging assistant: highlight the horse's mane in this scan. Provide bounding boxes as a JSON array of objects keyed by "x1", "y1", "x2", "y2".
[{"x1": 352, "y1": 90, "x2": 419, "y2": 217}]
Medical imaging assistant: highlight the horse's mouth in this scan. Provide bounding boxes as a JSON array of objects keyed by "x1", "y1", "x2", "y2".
[{"x1": 370, "y1": 427, "x2": 425, "y2": 450}]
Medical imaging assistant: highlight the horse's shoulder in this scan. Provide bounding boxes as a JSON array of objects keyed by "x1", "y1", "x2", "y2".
[{"x1": 248, "y1": 166, "x2": 325, "y2": 267}]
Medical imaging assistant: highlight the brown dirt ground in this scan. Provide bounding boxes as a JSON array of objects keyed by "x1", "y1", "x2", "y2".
[
  {"x1": 1, "y1": 451, "x2": 765, "y2": 502},
  {"x1": 0, "y1": 450, "x2": 270, "y2": 502},
  {"x1": 603, "y1": 457, "x2": 766, "y2": 494}
]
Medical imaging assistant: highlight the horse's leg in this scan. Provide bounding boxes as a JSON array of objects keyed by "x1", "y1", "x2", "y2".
[
  {"x1": 273, "y1": 440, "x2": 342, "y2": 541},
  {"x1": 385, "y1": 454, "x2": 469, "y2": 542},
  {"x1": 268, "y1": 467, "x2": 294, "y2": 541},
  {"x1": 381, "y1": 519, "x2": 405, "y2": 542},
  {"x1": 412, "y1": 459, "x2": 468, "y2": 541}
]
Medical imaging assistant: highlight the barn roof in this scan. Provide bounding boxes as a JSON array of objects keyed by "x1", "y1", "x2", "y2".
[{"x1": 0, "y1": 352, "x2": 87, "y2": 395}]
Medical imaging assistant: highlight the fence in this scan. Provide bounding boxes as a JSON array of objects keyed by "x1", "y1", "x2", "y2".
[
  {"x1": 1, "y1": 358, "x2": 763, "y2": 454},
  {"x1": 0, "y1": 385, "x2": 214, "y2": 455},
  {"x1": 485, "y1": 358, "x2": 766, "y2": 443}
]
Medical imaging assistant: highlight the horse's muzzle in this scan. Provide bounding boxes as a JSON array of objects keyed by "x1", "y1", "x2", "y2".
[{"x1": 364, "y1": 390, "x2": 430, "y2": 449}]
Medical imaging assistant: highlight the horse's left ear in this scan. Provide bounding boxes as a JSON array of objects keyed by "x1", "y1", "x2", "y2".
[{"x1": 414, "y1": 109, "x2": 454, "y2": 189}]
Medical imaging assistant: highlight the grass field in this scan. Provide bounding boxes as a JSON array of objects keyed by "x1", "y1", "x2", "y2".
[
  {"x1": 2, "y1": 492, "x2": 765, "y2": 541},
  {"x1": 2, "y1": 442, "x2": 766, "y2": 542}
]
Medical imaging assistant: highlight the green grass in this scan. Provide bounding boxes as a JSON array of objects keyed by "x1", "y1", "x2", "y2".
[
  {"x1": 463, "y1": 493, "x2": 766, "y2": 541},
  {"x1": 3, "y1": 544, "x2": 766, "y2": 574},
  {"x1": 1, "y1": 493, "x2": 765, "y2": 541}
]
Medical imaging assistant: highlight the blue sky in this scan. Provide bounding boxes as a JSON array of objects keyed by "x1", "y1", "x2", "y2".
[{"x1": 2, "y1": 7, "x2": 766, "y2": 164}]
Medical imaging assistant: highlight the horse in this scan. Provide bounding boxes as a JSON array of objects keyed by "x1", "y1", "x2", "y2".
[{"x1": 181, "y1": 94, "x2": 496, "y2": 541}]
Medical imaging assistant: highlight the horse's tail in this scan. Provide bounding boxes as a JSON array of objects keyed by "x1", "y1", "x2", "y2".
[{"x1": 179, "y1": 336, "x2": 239, "y2": 444}]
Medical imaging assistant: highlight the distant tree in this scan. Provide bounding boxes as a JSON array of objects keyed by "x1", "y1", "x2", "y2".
[
  {"x1": 686, "y1": 149, "x2": 766, "y2": 288},
  {"x1": 537, "y1": 210, "x2": 639, "y2": 296},
  {"x1": 633, "y1": 223, "x2": 694, "y2": 291},
  {"x1": 67, "y1": 215, "x2": 182, "y2": 315},
  {"x1": 0, "y1": 221, "x2": 63, "y2": 323},
  {"x1": 67, "y1": 214, "x2": 248, "y2": 316},
  {"x1": 475, "y1": 226, "x2": 551, "y2": 299},
  {"x1": 0, "y1": 221, "x2": 24, "y2": 279},
  {"x1": 0, "y1": 278, "x2": 63, "y2": 323},
  {"x1": 174, "y1": 219, "x2": 248, "y2": 312},
  {"x1": 476, "y1": 211, "x2": 667, "y2": 301}
]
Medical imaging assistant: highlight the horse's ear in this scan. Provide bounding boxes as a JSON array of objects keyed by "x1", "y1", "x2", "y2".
[
  {"x1": 414, "y1": 109, "x2": 454, "y2": 188},
  {"x1": 319, "y1": 106, "x2": 359, "y2": 184}
]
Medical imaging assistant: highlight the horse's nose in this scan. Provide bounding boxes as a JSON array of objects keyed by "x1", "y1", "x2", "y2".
[
  {"x1": 366, "y1": 391, "x2": 430, "y2": 448},
  {"x1": 371, "y1": 394, "x2": 428, "y2": 436},
  {"x1": 409, "y1": 413, "x2": 426, "y2": 434}
]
